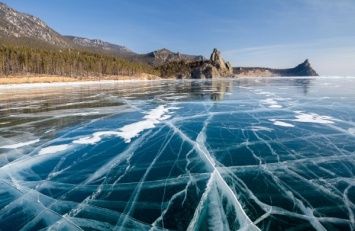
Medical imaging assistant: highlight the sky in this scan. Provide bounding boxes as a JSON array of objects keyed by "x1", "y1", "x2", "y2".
[{"x1": 2, "y1": 0, "x2": 355, "y2": 76}]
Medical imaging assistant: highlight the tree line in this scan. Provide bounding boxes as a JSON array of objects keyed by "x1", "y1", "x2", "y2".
[{"x1": 0, "y1": 45, "x2": 160, "y2": 77}]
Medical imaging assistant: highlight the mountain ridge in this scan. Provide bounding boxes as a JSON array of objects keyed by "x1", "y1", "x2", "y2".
[
  {"x1": 0, "y1": 3, "x2": 74, "y2": 49},
  {"x1": 0, "y1": 3, "x2": 203, "y2": 64},
  {"x1": 65, "y1": 35, "x2": 136, "y2": 58}
]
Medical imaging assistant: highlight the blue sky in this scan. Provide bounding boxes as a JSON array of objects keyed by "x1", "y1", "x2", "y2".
[{"x1": 3, "y1": 0, "x2": 355, "y2": 75}]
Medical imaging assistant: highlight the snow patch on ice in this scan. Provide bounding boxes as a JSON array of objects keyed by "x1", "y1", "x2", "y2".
[
  {"x1": 260, "y1": 98, "x2": 282, "y2": 108},
  {"x1": 255, "y1": 91, "x2": 272, "y2": 96},
  {"x1": 273, "y1": 121, "x2": 295, "y2": 127},
  {"x1": 72, "y1": 112, "x2": 100, "y2": 116},
  {"x1": 165, "y1": 95, "x2": 188, "y2": 100},
  {"x1": 73, "y1": 131, "x2": 120, "y2": 144},
  {"x1": 38, "y1": 144, "x2": 69, "y2": 155},
  {"x1": 293, "y1": 112, "x2": 335, "y2": 124},
  {"x1": 73, "y1": 105, "x2": 179, "y2": 144},
  {"x1": 269, "y1": 104, "x2": 283, "y2": 108},
  {"x1": 0, "y1": 139, "x2": 40, "y2": 149}
]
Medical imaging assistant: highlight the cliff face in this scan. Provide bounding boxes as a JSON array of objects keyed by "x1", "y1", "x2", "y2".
[{"x1": 233, "y1": 59, "x2": 319, "y2": 77}]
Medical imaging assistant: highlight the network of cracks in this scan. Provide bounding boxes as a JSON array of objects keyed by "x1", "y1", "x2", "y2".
[{"x1": 0, "y1": 78, "x2": 354, "y2": 230}]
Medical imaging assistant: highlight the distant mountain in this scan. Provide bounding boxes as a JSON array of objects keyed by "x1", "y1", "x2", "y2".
[
  {"x1": 131, "y1": 48, "x2": 205, "y2": 67},
  {"x1": 65, "y1": 36, "x2": 136, "y2": 58},
  {"x1": 0, "y1": 3, "x2": 73, "y2": 49},
  {"x1": 233, "y1": 59, "x2": 318, "y2": 77}
]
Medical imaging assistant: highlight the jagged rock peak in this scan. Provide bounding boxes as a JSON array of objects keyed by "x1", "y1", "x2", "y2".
[
  {"x1": 210, "y1": 48, "x2": 222, "y2": 67},
  {"x1": 191, "y1": 48, "x2": 234, "y2": 79},
  {"x1": 302, "y1": 59, "x2": 310, "y2": 66},
  {"x1": 209, "y1": 48, "x2": 233, "y2": 73},
  {"x1": 293, "y1": 59, "x2": 318, "y2": 76}
]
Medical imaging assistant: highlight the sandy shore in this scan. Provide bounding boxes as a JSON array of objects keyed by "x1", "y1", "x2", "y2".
[{"x1": 0, "y1": 74, "x2": 162, "y2": 89}]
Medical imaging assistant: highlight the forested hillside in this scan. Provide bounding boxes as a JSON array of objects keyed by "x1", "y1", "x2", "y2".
[{"x1": 0, "y1": 45, "x2": 160, "y2": 78}]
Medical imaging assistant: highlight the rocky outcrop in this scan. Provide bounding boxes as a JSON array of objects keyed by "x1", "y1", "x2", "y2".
[
  {"x1": 210, "y1": 48, "x2": 233, "y2": 73},
  {"x1": 191, "y1": 48, "x2": 234, "y2": 79},
  {"x1": 233, "y1": 59, "x2": 319, "y2": 77},
  {"x1": 286, "y1": 59, "x2": 318, "y2": 76}
]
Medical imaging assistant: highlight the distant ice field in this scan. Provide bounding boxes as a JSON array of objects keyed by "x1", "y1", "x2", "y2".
[{"x1": 0, "y1": 77, "x2": 354, "y2": 230}]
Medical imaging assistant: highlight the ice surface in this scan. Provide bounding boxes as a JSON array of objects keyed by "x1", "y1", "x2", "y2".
[{"x1": 0, "y1": 77, "x2": 355, "y2": 230}]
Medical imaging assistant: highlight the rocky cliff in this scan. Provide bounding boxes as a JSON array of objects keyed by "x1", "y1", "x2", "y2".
[
  {"x1": 233, "y1": 59, "x2": 318, "y2": 77},
  {"x1": 190, "y1": 48, "x2": 233, "y2": 78}
]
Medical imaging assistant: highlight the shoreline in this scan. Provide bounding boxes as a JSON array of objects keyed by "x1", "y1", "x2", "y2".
[
  {"x1": 0, "y1": 76, "x2": 353, "y2": 90},
  {"x1": 0, "y1": 74, "x2": 162, "y2": 89}
]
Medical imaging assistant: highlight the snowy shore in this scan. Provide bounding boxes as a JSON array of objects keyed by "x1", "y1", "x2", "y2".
[{"x1": 0, "y1": 79, "x2": 159, "y2": 90}]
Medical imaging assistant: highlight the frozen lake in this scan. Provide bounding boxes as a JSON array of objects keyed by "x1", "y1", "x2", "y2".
[{"x1": 0, "y1": 77, "x2": 354, "y2": 230}]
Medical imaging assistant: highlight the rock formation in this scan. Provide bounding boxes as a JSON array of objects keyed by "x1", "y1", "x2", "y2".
[
  {"x1": 210, "y1": 48, "x2": 233, "y2": 73},
  {"x1": 191, "y1": 48, "x2": 234, "y2": 79},
  {"x1": 287, "y1": 59, "x2": 318, "y2": 76},
  {"x1": 233, "y1": 59, "x2": 319, "y2": 77}
]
